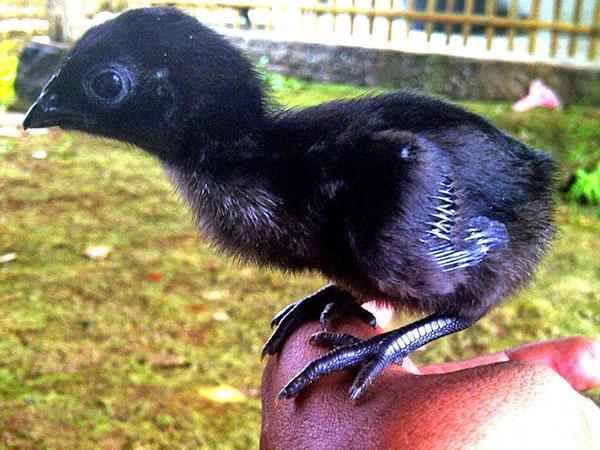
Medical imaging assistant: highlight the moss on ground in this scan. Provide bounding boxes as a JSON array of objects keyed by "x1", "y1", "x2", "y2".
[{"x1": 0, "y1": 82, "x2": 598, "y2": 448}]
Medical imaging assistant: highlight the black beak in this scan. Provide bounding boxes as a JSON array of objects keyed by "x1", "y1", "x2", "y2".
[
  {"x1": 23, "y1": 100, "x2": 46, "y2": 129},
  {"x1": 23, "y1": 71, "x2": 78, "y2": 130},
  {"x1": 23, "y1": 92, "x2": 62, "y2": 130}
]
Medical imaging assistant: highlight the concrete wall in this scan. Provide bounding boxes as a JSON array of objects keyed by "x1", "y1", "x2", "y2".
[{"x1": 15, "y1": 35, "x2": 600, "y2": 110}]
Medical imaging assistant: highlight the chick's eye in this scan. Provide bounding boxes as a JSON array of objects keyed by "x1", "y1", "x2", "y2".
[
  {"x1": 87, "y1": 67, "x2": 131, "y2": 104},
  {"x1": 92, "y1": 71, "x2": 122, "y2": 98}
]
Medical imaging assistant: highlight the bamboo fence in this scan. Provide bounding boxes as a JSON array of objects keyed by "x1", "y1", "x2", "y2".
[
  {"x1": 145, "y1": 0, "x2": 600, "y2": 63},
  {"x1": 1, "y1": 0, "x2": 597, "y2": 63}
]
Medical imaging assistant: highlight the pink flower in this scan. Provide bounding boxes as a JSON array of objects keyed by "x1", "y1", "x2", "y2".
[{"x1": 512, "y1": 79, "x2": 561, "y2": 112}]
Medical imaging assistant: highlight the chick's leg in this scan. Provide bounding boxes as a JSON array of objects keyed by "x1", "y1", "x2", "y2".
[
  {"x1": 262, "y1": 284, "x2": 376, "y2": 358},
  {"x1": 279, "y1": 315, "x2": 475, "y2": 401}
]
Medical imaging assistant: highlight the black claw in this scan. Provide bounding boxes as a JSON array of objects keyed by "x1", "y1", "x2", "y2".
[
  {"x1": 319, "y1": 302, "x2": 337, "y2": 330},
  {"x1": 310, "y1": 331, "x2": 361, "y2": 347},
  {"x1": 361, "y1": 307, "x2": 377, "y2": 328},
  {"x1": 278, "y1": 344, "x2": 374, "y2": 399},
  {"x1": 261, "y1": 310, "x2": 300, "y2": 358},
  {"x1": 260, "y1": 342, "x2": 272, "y2": 360},
  {"x1": 358, "y1": 308, "x2": 378, "y2": 329},
  {"x1": 277, "y1": 386, "x2": 293, "y2": 400},
  {"x1": 319, "y1": 301, "x2": 378, "y2": 331},
  {"x1": 263, "y1": 285, "x2": 357, "y2": 359},
  {"x1": 348, "y1": 355, "x2": 389, "y2": 401},
  {"x1": 270, "y1": 302, "x2": 297, "y2": 328}
]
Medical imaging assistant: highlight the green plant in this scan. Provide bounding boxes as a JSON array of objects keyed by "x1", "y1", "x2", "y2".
[
  {"x1": 569, "y1": 161, "x2": 600, "y2": 205},
  {"x1": 256, "y1": 56, "x2": 302, "y2": 92},
  {"x1": 0, "y1": 39, "x2": 19, "y2": 108}
]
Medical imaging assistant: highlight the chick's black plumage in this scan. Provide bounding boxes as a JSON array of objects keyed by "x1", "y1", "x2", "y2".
[{"x1": 23, "y1": 7, "x2": 556, "y2": 401}]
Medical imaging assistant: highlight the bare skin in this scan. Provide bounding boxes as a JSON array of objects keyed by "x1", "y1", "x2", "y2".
[{"x1": 261, "y1": 319, "x2": 600, "y2": 450}]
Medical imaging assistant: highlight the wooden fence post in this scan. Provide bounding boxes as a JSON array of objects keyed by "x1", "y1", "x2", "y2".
[{"x1": 47, "y1": 0, "x2": 85, "y2": 43}]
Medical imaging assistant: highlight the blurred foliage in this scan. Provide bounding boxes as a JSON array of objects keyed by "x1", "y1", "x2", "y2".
[
  {"x1": 466, "y1": 103, "x2": 600, "y2": 188},
  {"x1": 0, "y1": 39, "x2": 19, "y2": 109},
  {"x1": 0, "y1": 75, "x2": 598, "y2": 447},
  {"x1": 1, "y1": 0, "x2": 44, "y2": 6},
  {"x1": 569, "y1": 162, "x2": 600, "y2": 205}
]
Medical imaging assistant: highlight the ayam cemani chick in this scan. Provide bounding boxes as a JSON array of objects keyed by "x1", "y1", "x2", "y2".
[{"x1": 23, "y1": 7, "x2": 555, "y2": 401}]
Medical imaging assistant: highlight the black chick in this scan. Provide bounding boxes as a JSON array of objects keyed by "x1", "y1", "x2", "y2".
[{"x1": 23, "y1": 7, "x2": 555, "y2": 401}]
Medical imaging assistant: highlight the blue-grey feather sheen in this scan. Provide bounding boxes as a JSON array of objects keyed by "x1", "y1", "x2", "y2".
[{"x1": 422, "y1": 175, "x2": 509, "y2": 272}]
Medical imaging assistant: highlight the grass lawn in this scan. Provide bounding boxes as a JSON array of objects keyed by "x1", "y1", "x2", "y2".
[{"x1": 1, "y1": 80, "x2": 599, "y2": 448}]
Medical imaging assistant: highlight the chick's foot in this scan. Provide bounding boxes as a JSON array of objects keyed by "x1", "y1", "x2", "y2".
[
  {"x1": 261, "y1": 284, "x2": 376, "y2": 358},
  {"x1": 279, "y1": 315, "x2": 474, "y2": 401}
]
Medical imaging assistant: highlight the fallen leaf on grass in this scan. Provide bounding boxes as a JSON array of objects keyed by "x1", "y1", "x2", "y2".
[
  {"x1": 148, "y1": 271, "x2": 163, "y2": 282},
  {"x1": 31, "y1": 150, "x2": 47, "y2": 160},
  {"x1": 202, "y1": 290, "x2": 228, "y2": 301},
  {"x1": 84, "y1": 245, "x2": 111, "y2": 260},
  {"x1": 198, "y1": 385, "x2": 247, "y2": 404},
  {"x1": 149, "y1": 350, "x2": 190, "y2": 369},
  {"x1": 185, "y1": 303, "x2": 207, "y2": 314},
  {"x1": 212, "y1": 311, "x2": 230, "y2": 322},
  {"x1": 0, "y1": 253, "x2": 16, "y2": 264}
]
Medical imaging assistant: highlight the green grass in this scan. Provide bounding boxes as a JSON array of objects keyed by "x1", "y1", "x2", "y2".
[{"x1": 1, "y1": 82, "x2": 599, "y2": 448}]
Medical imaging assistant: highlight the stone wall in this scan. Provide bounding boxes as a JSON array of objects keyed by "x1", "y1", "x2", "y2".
[
  {"x1": 231, "y1": 36, "x2": 600, "y2": 106},
  {"x1": 13, "y1": 41, "x2": 68, "y2": 111}
]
